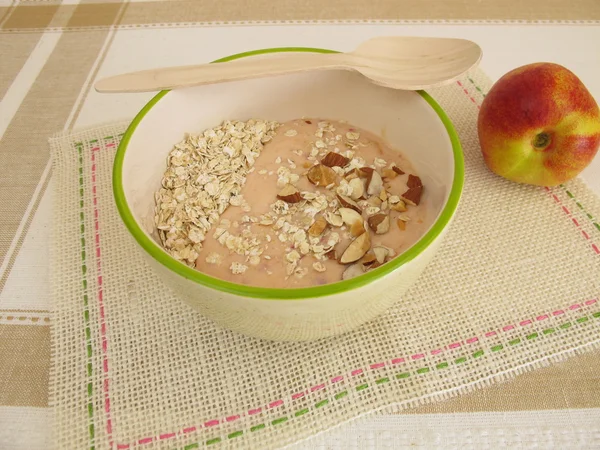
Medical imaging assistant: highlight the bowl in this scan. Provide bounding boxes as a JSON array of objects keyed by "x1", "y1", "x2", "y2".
[{"x1": 113, "y1": 47, "x2": 464, "y2": 342}]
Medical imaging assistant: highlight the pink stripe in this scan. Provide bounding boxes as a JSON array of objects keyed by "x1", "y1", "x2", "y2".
[
  {"x1": 104, "y1": 378, "x2": 109, "y2": 391},
  {"x1": 582, "y1": 230, "x2": 590, "y2": 240},
  {"x1": 106, "y1": 143, "x2": 116, "y2": 148},
  {"x1": 101, "y1": 322, "x2": 106, "y2": 334},
  {"x1": 370, "y1": 363, "x2": 385, "y2": 369},
  {"x1": 485, "y1": 331, "x2": 497, "y2": 337},
  {"x1": 291, "y1": 392, "x2": 304, "y2": 400},
  {"x1": 448, "y1": 342, "x2": 461, "y2": 349},
  {"x1": 411, "y1": 353, "x2": 424, "y2": 360},
  {"x1": 183, "y1": 427, "x2": 197, "y2": 433},
  {"x1": 103, "y1": 359, "x2": 108, "y2": 372},
  {"x1": 92, "y1": 147, "x2": 100, "y2": 151},
  {"x1": 310, "y1": 384, "x2": 325, "y2": 392},
  {"x1": 503, "y1": 325, "x2": 515, "y2": 331},
  {"x1": 107, "y1": 418, "x2": 112, "y2": 435},
  {"x1": 204, "y1": 420, "x2": 219, "y2": 427},
  {"x1": 466, "y1": 337, "x2": 478, "y2": 344},
  {"x1": 117, "y1": 445, "x2": 130, "y2": 449},
  {"x1": 569, "y1": 304, "x2": 581, "y2": 310},
  {"x1": 536, "y1": 315, "x2": 549, "y2": 321},
  {"x1": 562, "y1": 206, "x2": 571, "y2": 215},
  {"x1": 431, "y1": 349, "x2": 442, "y2": 355},
  {"x1": 351, "y1": 369, "x2": 363, "y2": 376},
  {"x1": 519, "y1": 320, "x2": 532, "y2": 326},
  {"x1": 96, "y1": 247, "x2": 101, "y2": 258},
  {"x1": 92, "y1": 185, "x2": 96, "y2": 194},
  {"x1": 456, "y1": 81, "x2": 480, "y2": 109},
  {"x1": 331, "y1": 376, "x2": 344, "y2": 383},
  {"x1": 269, "y1": 400, "x2": 284, "y2": 408},
  {"x1": 552, "y1": 194, "x2": 560, "y2": 203},
  {"x1": 593, "y1": 244, "x2": 600, "y2": 254},
  {"x1": 585, "y1": 299, "x2": 598, "y2": 306},
  {"x1": 391, "y1": 358, "x2": 405, "y2": 364},
  {"x1": 226, "y1": 415, "x2": 240, "y2": 422},
  {"x1": 572, "y1": 218, "x2": 580, "y2": 226},
  {"x1": 553, "y1": 310, "x2": 565, "y2": 316},
  {"x1": 102, "y1": 339, "x2": 107, "y2": 352},
  {"x1": 159, "y1": 433, "x2": 176, "y2": 440},
  {"x1": 248, "y1": 408, "x2": 263, "y2": 415},
  {"x1": 138, "y1": 438, "x2": 153, "y2": 445}
]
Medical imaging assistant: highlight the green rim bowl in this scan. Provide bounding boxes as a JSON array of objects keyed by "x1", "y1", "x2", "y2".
[{"x1": 113, "y1": 47, "x2": 464, "y2": 300}]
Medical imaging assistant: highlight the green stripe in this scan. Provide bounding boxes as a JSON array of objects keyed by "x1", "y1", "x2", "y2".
[
  {"x1": 228, "y1": 431, "x2": 243, "y2": 439},
  {"x1": 295, "y1": 409, "x2": 309, "y2": 417},
  {"x1": 315, "y1": 399, "x2": 329, "y2": 408},
  {"x1": 184, "y1": 444, "x2": 199, "y2": 450},
  {"x1": 272, "y1": 417, "x2": 288, "y2": 425},
  {"x1": 356, "y1": 383, "x2": 369, "y2": 391},
  {"x1": 335, "y1": 391, "x2": 348, "y2": 400},
  {"x1": 250, "y1": 424, "x2": 265, "y2": 432},
  {"x1": 206, "y1": 438, "x2": 221, "y2": 445}
]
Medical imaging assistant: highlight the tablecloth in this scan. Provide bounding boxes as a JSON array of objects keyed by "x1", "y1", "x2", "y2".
[{"x1": 1, "y1": 1, "x2": 600, "y2": 448}]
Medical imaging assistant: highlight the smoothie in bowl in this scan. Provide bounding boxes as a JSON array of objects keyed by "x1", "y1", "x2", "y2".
[{"x1": 114, "y1": 48, "x2": 463, "y2": 341}]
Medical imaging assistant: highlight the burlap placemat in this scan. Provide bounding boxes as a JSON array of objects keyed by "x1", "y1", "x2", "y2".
[{"x1": 48, "y1": 67, "x2": 600, "y2": 450}]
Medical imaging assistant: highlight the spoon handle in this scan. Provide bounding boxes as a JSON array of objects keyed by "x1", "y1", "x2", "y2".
[{"x1": 94, "y1": 52, "x2": 350, "y2": 93}]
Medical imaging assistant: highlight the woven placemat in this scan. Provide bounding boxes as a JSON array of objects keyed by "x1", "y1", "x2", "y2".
[{"x1": 48, "y1": 67, "x2": 600, "y2": 450}]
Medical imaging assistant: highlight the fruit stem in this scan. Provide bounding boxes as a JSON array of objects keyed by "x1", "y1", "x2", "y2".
[{"x1": 533, "y1": 132, "x2": 551, "y2": 150}]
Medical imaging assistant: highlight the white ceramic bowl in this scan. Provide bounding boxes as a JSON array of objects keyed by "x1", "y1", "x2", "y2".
[{"x1": 113, "y1": 48, "x2": 464, "y2": 342}]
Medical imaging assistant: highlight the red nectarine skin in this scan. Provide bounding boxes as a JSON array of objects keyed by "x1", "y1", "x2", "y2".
[{"x1": 478, "y1": 62, "x2": 600, "y2": 186}]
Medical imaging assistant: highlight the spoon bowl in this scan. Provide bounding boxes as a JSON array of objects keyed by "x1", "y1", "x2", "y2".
[{"x1": 94, "y1": 36, "x2": 482, "y2": 93}]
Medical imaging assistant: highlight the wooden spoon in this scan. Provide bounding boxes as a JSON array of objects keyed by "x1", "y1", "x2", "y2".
[{"x1": 94, "y1": 36, "x2": 482, "y2": 93}]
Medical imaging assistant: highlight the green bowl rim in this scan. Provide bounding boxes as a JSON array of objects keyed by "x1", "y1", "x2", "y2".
[{"x1": 112, "y1": 46, "x2": 464, "y2": 300}]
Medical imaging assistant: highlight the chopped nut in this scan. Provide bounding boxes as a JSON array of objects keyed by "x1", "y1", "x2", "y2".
[
  {"x1": 359, "y1": 167, "x2": 374, "y2": 177},
  {"x1": 336, "y1": 194, "x2": 362, "y2": 213},
  {"x1": 401, "y1": 185, "x2": 423, "y2": 206},
  {"x1": 366, "y1": 170, "x2": 384, "y2": 196},
  {"x1": 342, "y1": 263, "x2": 365, "y2": 280},
  {"x1": 397, "y1": 218, "x2": 406, "y2": 231},
  {"x1": 392, "y1": 165, "x2": 405, "y2": 175},
  {"x1": 307, "y1": 164, "x2": 337, "y2": 187},
  {"x1": 325, "y1": 211, "x2": 344, "y2": 227},
  {"x1": 340, "y1": 231, "x2": 371, "y2": 264},
  {"x1": 308, "y1": 215, "x2": 328, "y2": 237},
  {"x1": 367, "y1": 213, "x2": 390, "y2": 234},
  {"x1": 391, "y1": 199, "x2": 407, "y2": 212},
  {"x1": 407, "y1": 174, "x2": 423, "y2": 188},
  {"x1": 345, "y1": 168, "x2": 360, "y2": 180},
  {"x1": 382, "y1": 168, "x2": 398, "y2": 179},
  {"x1": 361, "y1": 252, "x2": 377, "y2": 266},
  {"x1": 372, "y1": 246, "x2": 389, "y2": 264},
  {"x1": 321, "y1": 152, "x2": 350, "y2": 168},
  {"x1": 339, "y1": 208, "x2": 365, "y2": 237},
  {"x1": 367, "y1": 196, "x2": 382, "y2": 207},
  {"x1": 379, "y1": 190, "x2": 388, "y2": 201},
  {"x1": 349, "y1": 177, "x2": 365, "y2": 200},
  {"x1": 277, "y1": 184, "x2": 302, "y2": 203}
]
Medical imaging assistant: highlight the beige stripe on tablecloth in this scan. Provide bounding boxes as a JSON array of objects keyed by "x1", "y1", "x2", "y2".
[
  {"x1": 1, "y1": 0, "x2": 600, "y2": 32},
  {"x1": 0, "y1": 9, "x2": 122, "y2": 294},
  {"x1": 0, "y1": 324, "x2": 50, "y2": 407},
  {"x1": 0, "y1": 33, "x2": 45, "y2": 100}
]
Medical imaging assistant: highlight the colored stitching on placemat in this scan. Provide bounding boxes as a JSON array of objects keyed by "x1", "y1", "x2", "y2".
[
  {"x1": 544, "y1": 187, "x2": 600, "y2": 254},
  {"x1": 560, "y1": 184, "x2": 600, "y2": 233},
  {"x1": 187, "y1": 311, "x2": 599, "y2": 448},
  {"x1": 76, "y1": 142, "x2": 96, "y2": 450},
  {"x1": 90, "y1": 144, "x2": 114, "y2": 445},
  {"x1": 459, "y1": 78, "x2": 600, "y2": 255},
  {"x1": 106, "y1": 296, "x2": 597, "y2": 448}
]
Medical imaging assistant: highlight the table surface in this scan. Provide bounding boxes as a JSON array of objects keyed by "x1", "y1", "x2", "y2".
[{"x1": 1, "y1": 2, "x2": 600, "y2": 448}]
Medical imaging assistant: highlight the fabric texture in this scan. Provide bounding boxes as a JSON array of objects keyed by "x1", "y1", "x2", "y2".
[{"x1": 49, "y1": 67, "x2": 600, "y2": 450}]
